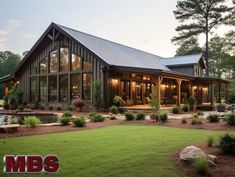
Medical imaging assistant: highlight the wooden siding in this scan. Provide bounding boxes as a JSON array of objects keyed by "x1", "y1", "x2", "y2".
[{"x1": 169, "y1": 66, "x2": 195, "y2": 76}]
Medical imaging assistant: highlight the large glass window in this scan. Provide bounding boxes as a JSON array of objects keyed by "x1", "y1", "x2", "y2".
[
  {"x1": 39, "y1": 76, "x2": 47, "y2": 101},
  {"x1": 39, "y1": 57, "x2": 48, "y2": 74},
  {"x1": 59, "y1": 75, "x2": 68, "y2": 101},
  {"x1": 49, "y1": 50, "x2": 58, "y2": 73},
  {"x1": 71, "y1": 74, "x2": 80, "y2": 99},
  {"x1": 49, "y1": 75, "x2": 57, "y2": 102},
  {"x1": 83, "y1": 54, "x2": 92, "y2": 71},
  {"x1": 30, "y1": 62, "x2": 37, "y2": 74},
  {"x1": 30, "y1": 77, "x2": 37, "y2": 102},
  {"x1": 83, "y1": 74, "x2": 91, "y2": 100},
  {"x1": 71, "y1": 53, "x2": 81, "y2": 71},
  {"x1": 60, "y1": 48, "x2": 69, "y2": 72}
]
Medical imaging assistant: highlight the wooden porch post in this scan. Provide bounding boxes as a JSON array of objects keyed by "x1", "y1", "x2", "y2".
[
  {"x1": 157, "y1": 76, "x2": 163, "y2": 107},
  {"x1": 176, "y1": 79, "x2": 182, "y2": 106},
  {"x1": 210, "y1": 81, "x2": 214, "y2": 105},
  {"x1": 189, "y1": 81, "x2": 193, "y2": 97},
  {"x1": 218, "y1": 82, "x2": 221, "y2": 103},
  {"x1": 4, "y1": 81, "x2": 8, "y2": 97}
]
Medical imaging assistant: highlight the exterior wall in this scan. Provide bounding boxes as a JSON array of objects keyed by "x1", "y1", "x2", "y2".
[
  {"x1": 16, "y1": 31, "x2": 108, "y2": 107},
  {"x1": 169, "y1": 66, "x2": 195, "y2": 76}
]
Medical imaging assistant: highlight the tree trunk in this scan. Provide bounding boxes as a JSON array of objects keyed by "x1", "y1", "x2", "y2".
[{"x1": 205, "y1": 31, "x2": 209, "y2": 76}]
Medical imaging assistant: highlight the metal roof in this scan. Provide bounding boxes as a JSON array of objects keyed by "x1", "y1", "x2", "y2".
[
  {"x1": 57, "y1": 24, "x2": 171, "y2": 72},
  {"x1": 161, "y1": 54, "x2": 203, "y2": 66}
]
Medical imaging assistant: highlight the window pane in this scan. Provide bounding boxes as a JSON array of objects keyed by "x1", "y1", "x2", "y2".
[
  {"x1": 71, "y1": 53, "x2": 81, "y2": 71},
  {"x1": 39, "y1": 76, "x2": 47, "y2": 101},
  {"x1": 30, "y1": 77, "x2": 37, "y2": 102},
  {"x1": 39, "y1": 57, "x2": 48, "y2": 74},
  {"x1": 71, "y1": 74, "x2": 80, "y2": 99},
  {"x1": 59, "y1": 75, "x2": 68, "y2": 101},
  {"x1": 49, "y1": 50, "x2": 58, "y2": 73},
  {"x1": 49, "y1": 75, "x2": 57, "y2": 102},
  {"x1": 83, "y1": 74, "x2": 91, "y2": 100},
  {"x1": 60, "y1": 48, "x2": 69, "y2": 72},
  {"x1": 30, "y1": 62, "x2": 37, "y2": 74},
  {"x1": 83, "y1": 54, "x2": 92, "y2": 71}
]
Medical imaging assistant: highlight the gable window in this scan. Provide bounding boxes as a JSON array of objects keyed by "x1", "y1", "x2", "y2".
[
  {"x1": 49, "y1": 75, "x2": 57, "y2": 102},
  {"x1": 83, "y1": 53, "x2": 92, "y2": 71},
  {"x1": 39, "y1": 76, "x2": 47, "y2": 101},
  {"x1": 30, "y1": 62, "x2": 37, "y2": 75},
  {"x1": 60, "y1": 48, "x2": 69, "y2": 72},
  {"x1": 39, "y1": 57, "x2": 48, "y2": 74},
  {"x1": 30, "y1": 77, "x2": 37, "y2": 102},
  {"x1": 71, "y1": 53, "x2": 81, "y2": 71},
  {"x1": 59, "y1": 75, "x2": 68, "y2": 101},
  {"x1": 49, "y1": 50, "x2": 58, "y2": 73},
  {"x1": 82, "y1": 74, "x2": 91, "y2": 100}
]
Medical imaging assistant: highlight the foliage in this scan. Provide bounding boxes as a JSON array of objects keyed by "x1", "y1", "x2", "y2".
[
  {"x1": 207, "y1": 136, "x2": 215, "y2": 147},
  {"x1": 219, "y1": 133, "x2": 235, "y2": 154},
  {"x1": 136, "y1": 112, "x2": 146, "y2": 120},
  {"x1": 194, "y1": 155, "x2": 208, "y2": 174},
  {"x1": 149, "y1": 113, "x2": 158, "y2": 121},
  {"x1": 73, "y1": 117, "x2": 86, "y2": 127},
  {"x1": 89, "y1": 112, "x2": 97, "y2": 119},
  {"x1": 18, "y1": 104, "x2": 25, "y2": 111},
  {"x1": 125, "y1": 111, "x2": 135, "y2": 121},
  {"x1": 3, "y1": 96, "x2": 9, "y2": 109},
  {"x1": 24, "y1": 116, "x2": 41, "y2": 128},
  {"x1": 181, "y1": 117, "x2": 187, "y2": 124},
  {"x1": 92, "y1": 80, "x2": 103, "y2": 110},
  {"x1": 172, "y1": 106, "x2": 180, "y2": 114},
  {"x1": 72, "y1": 98, "x2": 85, "y2": 111},
  {"x1": 225, "y1": 113, "x2": 235, "y2": 126},
  {"x1": 191, "y1": 116, "x2": 203, "y2": 125},
  {"x1": 159, "y1": 112, "x2": 168, "y2": 122},
  {"x1": 91, "y1": 114, "x2": 105, "y2": 122},
  {"x1": 182, "y1": 104, "x2": 189, "y2": 112},
  {"x1": 60, "y1": 116, "x2": 71, "y2": 126},
  {"x1": 207, "y1": 114, "x2": 219, "y2": 123},
  {"x1": 62, "y1": 111, "x2": 72, "y2": 118},
  {"x1": 113, "y1": 96, "x2": 125, "y2": 107},
  {"x1": 150, "y1": 86, "x2": 160, "y2": 114},
  {"x1": 188, "y1": 96, "x2": 197, "y2": 111},
  {"x1": 110, "y1": 106, "x2": 118, "y2": 114}
]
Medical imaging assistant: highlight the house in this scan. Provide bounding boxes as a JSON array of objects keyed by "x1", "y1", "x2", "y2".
[{"x1": 0, "y1": 22, "x2": 229, "y2": 109}]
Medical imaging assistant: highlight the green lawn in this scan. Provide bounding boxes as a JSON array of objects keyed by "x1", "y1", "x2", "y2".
[{"x1": 0, "y1": 125, "x2": 225, "y2": 177}]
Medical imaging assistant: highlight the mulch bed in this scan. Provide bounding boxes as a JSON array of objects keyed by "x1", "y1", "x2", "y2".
[{"x1": 172, "y1": 144, "x2": 235, "y2": 177}]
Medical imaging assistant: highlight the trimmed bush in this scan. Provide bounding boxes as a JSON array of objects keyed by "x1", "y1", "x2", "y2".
[
  {"x1": 91, "y1": 114, "x2": 105, "y2": 122},
  {"x1": 188, "y1": 96, "x2": 197, "y2": 111},
  {"x1": 113, "y1": 96, "x2": 126, "y2": 107},
  {"x1": 159, "y1": 112, "x2": 168, "y2": 122},
  {"x1": 60, "y1": 116, "x2": 70, "y2": 126},
  {"x1": 225, "y1": 113, "x2": 235, "y2": 126},
  {"x1": 172, "y1": 106, "x2": 180, "y2": 114},
  {"x1": 181, "y1": 117, "x2": 187, "y2": 124},
  {"x1": 24, "y1": 116, "x2": 41, "y2": 128},
  {"x1": 182, "y1": 104, "x2": 189, "y2": 112},
  {"x1": 194, "y1": 155, "x2": 208, "y2": 174},
  {"x1": 207, "y1": 136, "x2": 214, "y2": 147},
  {"x1": 219, "y1": 133, "x2": 235, "y2": 154},
  {"x1": 125, "y1": 111, "x2": 135, "y2": 121},
  {"x1": 89, "y1": 112, "x2": 97, "y2": 119},
  {"x1": 62, "y1": 111, "x2": 72, "y2": 118},
  {"x1": 149, "y1": 113, "x2": 158, "y2": 122},
  {"x1": 191, "y1": 116, "x2": 203, "y2": 125},
  {"x1": 110, "y1": 106, "x2": 118, "y2": 114},
  {"x1": 136, "y1": 112, "x2": 146, "y2": 120},
  {"x1": 207, "y1": 114, "x2": 219, "y2": 123},
  {"x1": 73, "y1": 117, "x2": 86, "y2": 127}
]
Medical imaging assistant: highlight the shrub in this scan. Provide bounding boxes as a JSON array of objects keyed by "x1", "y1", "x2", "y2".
[
  {"x1": 219, "y1": 133, "x2": 235, "y2": 154},
  {"x1": 207, "y1": 136, "x2": 214, "y2": 147},
  {"x1": 191, "y1": 116, "x2": 203, "y2": 125},
  {"x1": 72, "y1": 117, "x2": 86, "y2": 127},
  {"x1": 125, "y1": 111, "x2": 135, "y2": 121},
  {"x1": 194, "y1": 155, "x2": 208, "y2": 174},
  {"x1": 193, "y1": 113, "x2": 199, "y2": 119},
  {"x1": 91, "y1": 114, "x2": 105, "y2": 122},
  {"x1": 225, "y1": 113, "x2": 235, "y2": 126},
  {"x1": 181, "y1": 117, "x2": 187, "y2": 124},
  {"x1": 110, "y1": 106, "x2": 118, "y2": 114},
  {"x1": 24, "y1": 116, "x2": 41, "y2": 128},
  {"x1": 149, "y1": 113, "x2": 158, "y2": 122},
  {"x1": 72, "y1": 98, "x2": 85, "y2": 111},
  {"x1": 136, "y1": 112, "x2": 146, "y2": 120},
  {"x1": 62, "y1": 111, "x2": 72, "y2": 118},
  {"x1": 89, "y1": 112, "x2": 97, "y2": 119},
  {"x1": 207, "y1": 114, "x2": 219, "y2": 123},
  {"x1": 172, "y1": 106, "x2": 180, "y2": 114},
  {"x1": 159, "y1": 112, "x2": 168, "y2": 122},
  {"x1": 182, "y1": 104, "x2": 189, "y2": 112},
  {"x1": 113, "y1": 96, "x2": 126, "y2": 107},
  {"x1": 92, "y1": 80, "x2": 103, "y2": 110},
  {"x1": 188, "y1": 96, "x2": 197, "y2": 111},
  {"x1": 60, "y1": 116, "x2": 70, "y2": 126}
]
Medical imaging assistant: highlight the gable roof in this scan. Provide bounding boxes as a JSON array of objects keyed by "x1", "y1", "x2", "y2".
[
  {"x1": 161, "y1": 54, "x2": 206, "y2": 68},
  {"x1": 57, "y1": 24, "x2": 171, "y2": 72}
]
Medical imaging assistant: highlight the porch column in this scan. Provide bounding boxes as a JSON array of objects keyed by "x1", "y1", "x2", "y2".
[
  {"x1": 218, "y1": 82, "x2": 221, "y2": 103},
  {"x1": 4, "y1": 81, "x2": 8, "y2": 97},
  {"x1": 189, "y1": 81, "x2": 193, "y2": 97},
  {"x1": 210, "y1": 81, "x2": 214, "y2": 105},
  {"x1": 157, "y1": 76, "x2": 163, "y2": 106},
  {"x1": 225, "y1": 83, "x2": 228, "y2": 103},
  {"x1": 176, "y1": 79, "x2": 182, "y2": 106}
]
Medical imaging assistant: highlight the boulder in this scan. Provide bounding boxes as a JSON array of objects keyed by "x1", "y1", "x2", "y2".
[{"x1": 180, "y1": 145, "x2": 206, "y2": 161}]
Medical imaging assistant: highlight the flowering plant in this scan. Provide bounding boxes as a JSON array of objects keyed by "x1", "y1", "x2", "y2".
[{"x1": 72, "y1": 98, "x2": 85, "y2": 111}]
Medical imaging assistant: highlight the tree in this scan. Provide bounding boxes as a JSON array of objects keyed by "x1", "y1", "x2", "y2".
[
  {"x1": 175, "y1": 37, "x2": 202, "y2": 56},
  {"x1": 92, "y1": 80, "x2": 102, "y2": 111},
  {"x1": 150, "y1": 86, "x2": 160, "y2": 114},
  {"x1": 172, "y1": 0, "x2": 233, "y2": 76}
]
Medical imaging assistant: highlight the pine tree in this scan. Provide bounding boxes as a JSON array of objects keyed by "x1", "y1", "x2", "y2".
[{"x1": 172, "y1": 0, "x2": 233, "y2": 76}]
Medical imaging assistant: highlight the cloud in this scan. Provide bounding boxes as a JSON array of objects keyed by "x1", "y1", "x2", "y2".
[
  {"x1": 0, "y1": 29, "x2": 8, "y2": 51},
  {"x1": 22, "y1": 33, "x2": 36, "y2": 39},
  {"x1": 7, "y1": 19, "x2": 22, "y2": 30}
]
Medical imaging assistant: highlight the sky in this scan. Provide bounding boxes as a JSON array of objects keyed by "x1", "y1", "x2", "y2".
[{"x1": 0, "y1": 0, "x2": 233, "y2": 58}]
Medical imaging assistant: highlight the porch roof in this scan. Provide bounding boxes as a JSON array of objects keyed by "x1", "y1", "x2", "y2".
[
  {"x1": 195, "y1": 76, "x2": 230, "y2": 83},
  {"x1": 0, "y1": 74, "x2": 15, "y2": 83}
]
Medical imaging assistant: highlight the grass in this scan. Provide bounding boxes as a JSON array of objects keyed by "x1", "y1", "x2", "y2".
[
  {"x1": 0, "y1": 99, "x2": 3, "y2": 106},
  {"x1": 0, "y1": 125, "x2": 224, "y2": 177}
]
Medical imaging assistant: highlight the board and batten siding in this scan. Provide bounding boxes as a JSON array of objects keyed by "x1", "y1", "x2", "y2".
[{"x1": 16, "y1": 32, "x2": 108, "y2": 106}]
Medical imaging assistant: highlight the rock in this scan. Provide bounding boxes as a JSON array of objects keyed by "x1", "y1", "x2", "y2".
[{"x1": 180, "y1": 145, "x2": 206, "y2": 161}]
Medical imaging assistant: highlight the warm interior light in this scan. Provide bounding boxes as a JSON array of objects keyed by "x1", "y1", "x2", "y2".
[
  {"x1": 16, "y1": 81, "x2": 20, "y2": 84},
  {"x1": 112, "y1": 78, "x2": 118, "y2": 86},
  {"x1": 193, "y1": 86, "x2": 197, "y2": 89},
  {"x1": 173, "y1": 85, "x2": 176, "y2": 88}
]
